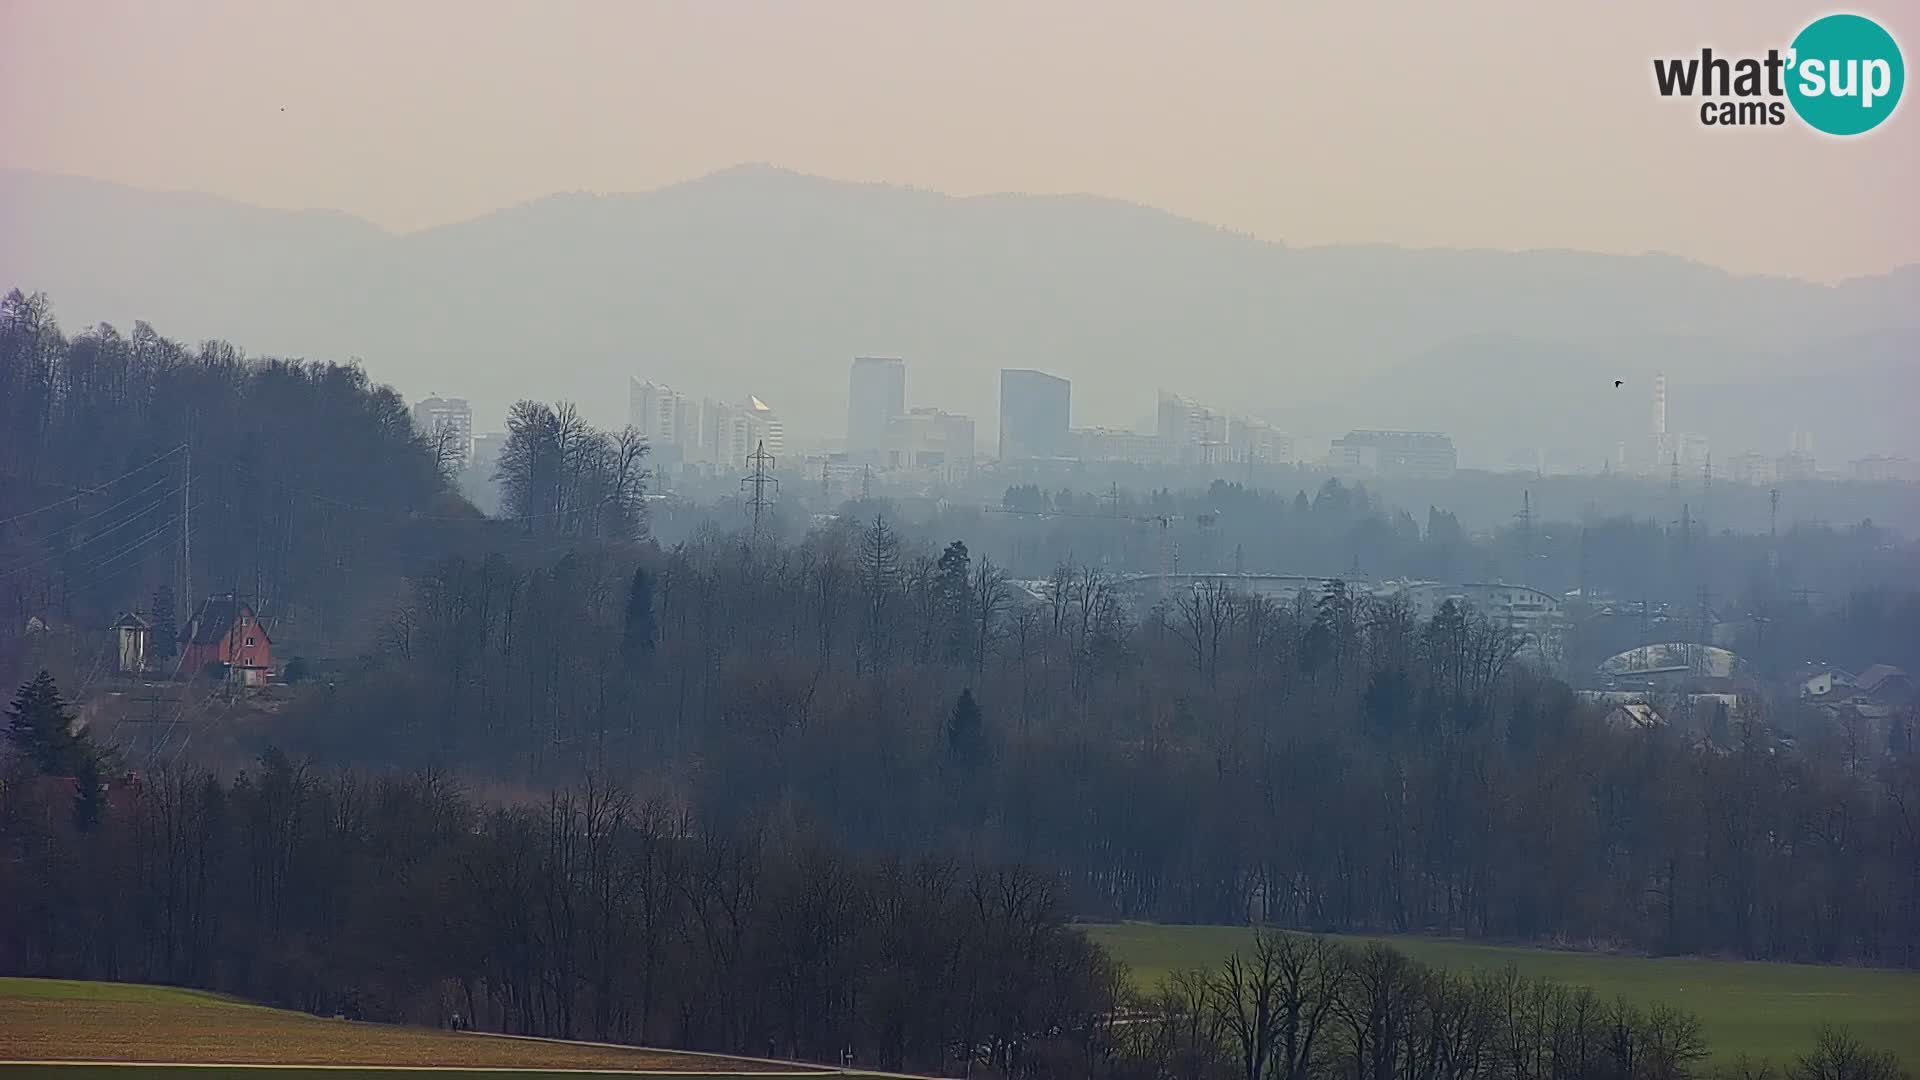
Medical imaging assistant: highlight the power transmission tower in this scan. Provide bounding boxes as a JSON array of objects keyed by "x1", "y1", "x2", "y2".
[
  {"x1": 861, "y1": 465, "x2": 872, "y2": 502},
  {"x1": 1669, "y1": 452, "x2": 1680, "y2": 493},
  {"x1": 741, "y1": 440, "x2": 778, "y2": 538}
]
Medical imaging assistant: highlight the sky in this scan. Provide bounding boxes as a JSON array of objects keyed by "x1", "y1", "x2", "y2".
[{"x1": 1, "y1": 0, "x2": 1915, "y2": 283}]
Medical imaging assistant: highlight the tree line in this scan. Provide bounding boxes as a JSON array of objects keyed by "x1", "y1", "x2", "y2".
[
  {"x1": 2, "y1": 727, "x2": 1906, "y2": 1079},
  {"x1": 259, "y1": 516, "x2": 1920, "y2": 968}
]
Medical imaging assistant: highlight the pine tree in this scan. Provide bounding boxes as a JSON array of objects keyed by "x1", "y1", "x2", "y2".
[
  {"x1": 946, "y1": 688, "x2": 985, "y2": 769},
  {"x1": 149, "y1": 584, "x2": 178, "y2": 660},
  {"x1": 622, "y1": 566, "x2": 657, "y2": 661},
  {"x1": 5, "y1": 670, "x2": 84, "y2": 775}
]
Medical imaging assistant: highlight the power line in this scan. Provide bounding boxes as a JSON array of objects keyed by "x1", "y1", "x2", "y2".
[
  {"x1": 0, "y1": 487, "x2": 183, "y2": 579},
  {"x1": 0, "y1": 444, "x2": 187, "y2": 526},
  {"x1": 11, "y1": 506, "x2": 196, "y2": 586}
]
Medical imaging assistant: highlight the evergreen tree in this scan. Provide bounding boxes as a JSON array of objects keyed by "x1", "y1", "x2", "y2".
[
  {"x1": 149, "y1": 584, "x2": 178, "y2": 661},
  {"x1": 622, "y1": 565, "x2": 657, "y2": 661},
  {"x1": 946, "y1": 688, "x2": 985, "y2": 768},
  {"x1": 71, "y1": 752, "x2": 103, "y2": 830},
  {"x1": 5, "y1": 670, "x2": 84, "y2": 775}
]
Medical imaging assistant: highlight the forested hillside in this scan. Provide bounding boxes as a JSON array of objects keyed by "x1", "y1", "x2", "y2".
[{"x1": 0, "y1": 290, "x2": 647, "y2": 675}]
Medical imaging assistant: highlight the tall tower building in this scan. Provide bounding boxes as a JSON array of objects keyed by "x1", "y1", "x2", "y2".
[
  {"x1": 999, "y1": 369, "x2": 1071, "y2": 460},
  {"x1": 412, "y1": 395, "x2": 474, "y2": 467},
  {"x1": 1650, "y1": 372, "x2": 1675, "y2": 472},
  {"x1": 848, "y1": 357, "x2": 906, "y2": 458}
]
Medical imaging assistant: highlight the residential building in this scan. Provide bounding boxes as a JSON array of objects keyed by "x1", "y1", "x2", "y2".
[
  {"x1": 1730, "y1": 451, "x2": 1777, "y2": 486},
  {"x1": 999, "y1": 369, "x2": 1071, "y2": 460},
  {"x1": 179, "y1": 594, "x2": 273, "y2": 683},
  {"x1": 885, "y1": 408, "x2": 975, "y2": 478},
  {"x1": 629, "y1": 378, "x2": 701, "y2": 450},
  {"x1": 709, "y1": 396, "x2": 784, "y2": 467},
  {"x1": 1071, "y1": 426, "x2": 1165, "y2": 464},
  {"x1": 1851, "y1": 455, "x2": 1920, "y2": 484},
  {"x1": 1330, "y1": 430, "x2": 1457, "y2": 479},
  {"x1": 412, "y1": 396, "x2": 473, "y2": 468},
  {"x1": 1157, "y1": 391, "x2": 1231, "y2": 465},
  {"x1": 848, "y1": 357, "x2": 907, "y2": 459},
  {"x1": 1228, "y1": 416, "x2": 1293, "y2": 465}
]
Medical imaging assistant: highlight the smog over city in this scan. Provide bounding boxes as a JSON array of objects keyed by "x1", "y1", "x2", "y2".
[{"x1": 1, "y1": 1, "x2": 1917, "y2": 1076}]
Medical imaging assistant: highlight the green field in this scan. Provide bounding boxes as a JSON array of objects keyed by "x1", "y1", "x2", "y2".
[
  {"x1": 0, "y1": 1060, "x2": 733, "y2": 1068},
  {"x1": 0, "y1": 979, "x2": 258, "y2": 1008},
  {"x1": 1086, "y1": 923, "x2": 1920, "y2": 1067},
  {"x1": 0, "y1": 976, "x2": 822, "y2": 1076}
]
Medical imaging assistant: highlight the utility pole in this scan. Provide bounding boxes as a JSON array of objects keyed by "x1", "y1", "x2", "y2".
[
  {"x1": 179, "y1": 433, "x2": 192, "y2": 618},
  {"x1": 1768, "y1": 487, "x2": 1780, "y2": 580},
  {"x1": 740, "y1": 440, "x2": 777, "y2": 539},
  {"x1": 1515, "y1": 490, "x2": 1533, "y2": 586}
]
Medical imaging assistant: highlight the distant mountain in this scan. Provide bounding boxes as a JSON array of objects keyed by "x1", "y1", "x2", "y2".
[{"x1": 3, "y1": 164, "x2": 1914, "y2": 461}]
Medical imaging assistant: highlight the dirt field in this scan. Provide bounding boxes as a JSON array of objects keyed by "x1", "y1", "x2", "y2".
[{"x1": 0, "y1": 987, "x2": 821, "y2": 1072}]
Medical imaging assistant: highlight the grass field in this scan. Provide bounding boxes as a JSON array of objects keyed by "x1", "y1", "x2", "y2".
[
  {"x1": 0, "y1": 977, "x2": 821, "y2": 1075},
  {"x1": 1085, "y1": 923, "x2": 1920, "y2": 1067}
]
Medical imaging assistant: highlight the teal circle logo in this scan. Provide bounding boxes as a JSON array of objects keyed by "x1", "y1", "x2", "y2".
[{"x1": 1786, "y1": 14, "x2": 1904, "y2": 135}]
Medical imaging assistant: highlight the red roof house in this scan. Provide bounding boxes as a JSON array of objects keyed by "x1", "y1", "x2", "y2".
[{"x1": 180, "y1": 594, "x2": 273, "y2": 680}]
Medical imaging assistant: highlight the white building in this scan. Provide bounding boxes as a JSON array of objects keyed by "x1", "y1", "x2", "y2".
[
  {"x1": 1157, "y1": 391, "x2": 1231, "y2": 465},
  {"x1": 1330, "y1": 431, "x2": 1457, "y2": 479},
  {"x1": 1071, "y1": 426, "x2": 1165, "y2": 464},
  {"x1": 885, "y1": 407, "x2": 974, "y2": 478},
  {"x1": 629, "y1": 379, "x2": 702, "y2": 450},
  {"x1": 412, "y1": 396, "x2": 474, "y2": 468},
  {"x1": 708, "y1": 396, "x2": 784, "y2": 468}
]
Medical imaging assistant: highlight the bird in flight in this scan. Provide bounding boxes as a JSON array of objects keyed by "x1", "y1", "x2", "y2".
[{"x1": 1614, "y1": 380, "x2": 1624, "y2": 388}]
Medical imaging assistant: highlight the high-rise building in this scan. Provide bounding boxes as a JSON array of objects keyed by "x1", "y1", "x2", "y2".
[
  {"x1": 999, "y1": 369, "x2": 1071, "y2": 460},
  {"x1": 1330, "y1": 430, "x2": 1457, "y2": 479},
  {"x1": 1228, "y1": 416, "x2": 1293, "y2": 465},
  {"x1": 629, "y1": 378, "x2": 701, "y2": 447},
  {"x1": 1157, "y1": 391, "x2": 1232, "y2": 465},
  {"x1": 412, "y1": 395, "x2": 474, "y2": 468},
  {"x1": 710, "y1": 396, "x2": 785, "y2": 468},
  {"x1": 848, "y1": 357, "x2": 906, "y2": 458}
]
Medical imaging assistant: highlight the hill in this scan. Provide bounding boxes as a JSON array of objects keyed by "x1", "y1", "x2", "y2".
[{"x1": 3, "y1": 165, "x2": 1915, "y2": 463}]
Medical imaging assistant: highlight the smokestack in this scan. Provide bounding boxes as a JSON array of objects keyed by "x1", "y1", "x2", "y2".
[{"x1": 1652, "y1": 373, "x2": 1667, "y2": 435}]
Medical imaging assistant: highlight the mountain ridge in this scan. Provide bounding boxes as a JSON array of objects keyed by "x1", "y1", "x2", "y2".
[{"x1": 2, "y1": 165, "x2": 1914, "y2": 463}]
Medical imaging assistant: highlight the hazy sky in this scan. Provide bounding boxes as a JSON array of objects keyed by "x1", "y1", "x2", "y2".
[{"x1": 2, "y1": 0, "x2": 1915, "y2": 282}]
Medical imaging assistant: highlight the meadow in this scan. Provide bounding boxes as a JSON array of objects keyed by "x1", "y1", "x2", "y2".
[
  {"x1": 1085, "y1": 923, "x2": 1920, "y2": 1067},
  {"x1": 0, "y1": 977, "x2": 821, "y2": 1075}
]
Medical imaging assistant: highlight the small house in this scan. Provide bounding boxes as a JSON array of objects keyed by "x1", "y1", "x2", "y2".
[
  {"x1": 111, "y1": 612, "x2": 151, "y2": 674},
  {"x1": 180, "y1": 594, "x2": 273, "y2": 683}
]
